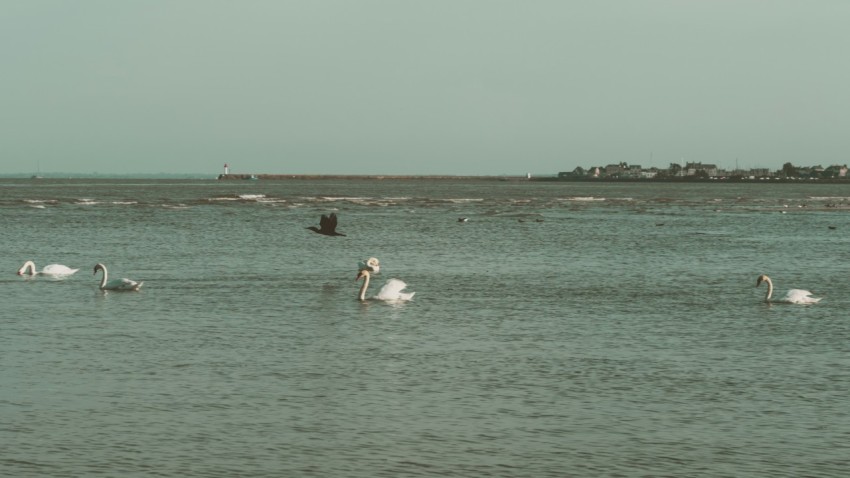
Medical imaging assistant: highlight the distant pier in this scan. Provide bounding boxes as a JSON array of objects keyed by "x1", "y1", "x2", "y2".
[{"x1": 216, "y1": 174, "x2": 529, "y2": 181}]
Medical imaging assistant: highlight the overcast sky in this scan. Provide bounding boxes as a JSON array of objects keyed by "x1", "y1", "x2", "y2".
[{"x1": 2, "y1": 1, "x2": 849, "y2": 176}]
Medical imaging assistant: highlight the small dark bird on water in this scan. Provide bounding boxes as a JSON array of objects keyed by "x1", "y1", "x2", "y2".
[{"x1": 307, "y1": 213, "x2": 346, "y2": 236}]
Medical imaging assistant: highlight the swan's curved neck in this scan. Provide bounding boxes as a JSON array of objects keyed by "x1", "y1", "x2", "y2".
[
  {"x1": 97, "y1": 266, "x2": 108, "y2": 289},
  {"x1": 19, "y1": 261, "x2": 36, "y2": 275},
  {"x1": 763, "y1": 276, "x2": 773, "y2": 301},
  {"x1": 358, "y1": 272, "x2": 370, "y2": 301}
]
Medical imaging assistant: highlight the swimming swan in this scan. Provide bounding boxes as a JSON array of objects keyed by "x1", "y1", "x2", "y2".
[
  {"x1": 756, "y1": 274, "x2": 821, "y2": 304},
  {"x1": 17, "y1": 260, "x2": 79, "y2": 276},
  {"x1": 94, "y1": 263, "x2": 143, "y2": 291},
  {"x1": 356, "y1": 269, "x2": 414, "y2": 302}
]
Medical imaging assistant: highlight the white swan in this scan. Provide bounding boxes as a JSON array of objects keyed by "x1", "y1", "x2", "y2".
[
  {"x1": 756, "y1": 274, "x2": 821, "y2": 304},
  {"x1": 356, "y1": 269, "x2": 414, "y2": 302},
  {"x1": 94, "y1": 263, "x2": 144, "y2": 291},
  {"x1": 17, "y1": 260, "x2": 79, "y2": 277}
]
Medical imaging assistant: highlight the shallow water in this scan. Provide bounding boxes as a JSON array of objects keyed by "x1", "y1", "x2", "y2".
[{"x1": 2, "y1": 178, "x2": 849, "y2": 477}]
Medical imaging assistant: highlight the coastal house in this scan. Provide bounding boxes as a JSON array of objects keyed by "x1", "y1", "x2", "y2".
[
  {"x1": 824, "y1": 164, "x2": 848, "y2": 178},
  {"x1": 641, "y1": 167, "x2": 660, "y2": 179},
  {"x1": 604, "y1": 163, "x2": 623, "y2": 177},
  {"x1": 604, "y1": 162, "x2": 632, "y2": 178},
  {"x1": 797, "y1": 166, "x2": 817, "y2": 178},
  {"x1": 629, "y1": 164, "x2": 642, "y2": 177},
  {"x1": 684, "y1": 162, "x2": 718, "y2": 178},
  {"x1": 558, "y1": 166, "x2": 587, "y2": 179}
]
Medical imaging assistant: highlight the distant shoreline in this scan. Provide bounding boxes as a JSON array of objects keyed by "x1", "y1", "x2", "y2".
[
  {"x1": 5, "y1": 174, "x2": 850, "y2": 184},
  {"x1": 216, "y1": 174, "x2": 850, "y2": 184}
]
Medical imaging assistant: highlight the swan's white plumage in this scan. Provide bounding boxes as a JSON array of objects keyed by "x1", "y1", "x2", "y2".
[
  {"x1": 777, "y1": 289, "x2": 821, "y2": 305},
  {"x1": 17, "y1": 260, "x2": 79, "y2": 276},
  {"x1": 101, "y1": 277, "x2": 144, "y2": 291},
  {"x1": 41, "y1": 264, "x2": 79, "y2": 276},
  {"x1": 374, "y1": 278, "x2": 415, "y2": 301}
]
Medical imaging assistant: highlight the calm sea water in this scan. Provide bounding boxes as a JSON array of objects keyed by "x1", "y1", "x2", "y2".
[{"x1": 2, "y1": 178, "x2": 849, "y2": 477}]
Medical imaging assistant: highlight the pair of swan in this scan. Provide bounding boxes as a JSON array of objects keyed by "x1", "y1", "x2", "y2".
[
  {"x1": 17, "y1": 260, "x2": 79, "y2": 277},
  {"x1": 756, "y1": 274, "x2": 821, "y2": 304},
  {"x1": 360, "y1": 269, "x2": 816, "y2": 305},
  {"x1": 17, "y1": 260, "x2": 143, "y2": 291},
  {"x1": 356, "y1": 257, "x2": 415, "y2": 302}
]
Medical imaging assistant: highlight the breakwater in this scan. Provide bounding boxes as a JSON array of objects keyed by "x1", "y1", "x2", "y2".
[{"x1": 217, "y1": 174, "x2": 529, "y2": 181}]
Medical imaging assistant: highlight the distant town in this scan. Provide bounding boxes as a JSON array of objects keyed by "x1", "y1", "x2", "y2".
[{"x1": 556, "y1": 161, "x2": 849, "y2": 181}]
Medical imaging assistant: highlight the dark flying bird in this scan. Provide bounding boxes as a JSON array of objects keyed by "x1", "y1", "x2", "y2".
[{"x1": 307, "y1": 213, "x2": 346, "y2": 236}]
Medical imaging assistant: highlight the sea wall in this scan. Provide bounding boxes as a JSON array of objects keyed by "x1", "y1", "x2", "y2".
[{"x1": 216, "y1": 174, "x2": 528, "y2": 181}]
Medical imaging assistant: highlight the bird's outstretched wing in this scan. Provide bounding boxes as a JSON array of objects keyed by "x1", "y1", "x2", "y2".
[{"x1": 319, "y1": 214, "x2": 332, "y2": 232}]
